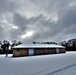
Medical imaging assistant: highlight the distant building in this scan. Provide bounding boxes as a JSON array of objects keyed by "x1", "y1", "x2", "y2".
[{"x1": 12, "y1": 44, "x2": 65, "y2": 57}]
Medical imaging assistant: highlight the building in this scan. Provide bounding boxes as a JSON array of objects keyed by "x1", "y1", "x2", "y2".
[{"x1": 12, "y1": 44, "x2": 65, "y2": 57}]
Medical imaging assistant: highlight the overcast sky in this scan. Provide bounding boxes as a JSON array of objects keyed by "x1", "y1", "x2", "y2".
[{"x1": 0, "y1": 0, "x2": 76, "y2": 43}]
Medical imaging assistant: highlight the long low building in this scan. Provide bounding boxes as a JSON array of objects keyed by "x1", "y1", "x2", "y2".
[{"x1": 12, "y1": 44, "x2": 65, "y2": 57}]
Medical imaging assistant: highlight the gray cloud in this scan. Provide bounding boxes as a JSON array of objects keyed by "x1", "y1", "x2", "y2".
[
  {"x1": 13, "y1": 13, "x2": 28, "y2": 31},
  {"x1": 0, "y1": 0, "x2": 76, "y2": 43}
]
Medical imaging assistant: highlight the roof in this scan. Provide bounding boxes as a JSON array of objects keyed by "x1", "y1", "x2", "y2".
[{"x1": 13, "y1": 44, "x2": 65, "y2": 48}]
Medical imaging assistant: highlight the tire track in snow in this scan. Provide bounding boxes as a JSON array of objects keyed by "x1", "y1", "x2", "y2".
[
  {"x1": 27, "y1": 63, "x2": 76, "y2": 75},
  {"x1": 47, "y1": 63, "x2": 76, "y2": 75}
]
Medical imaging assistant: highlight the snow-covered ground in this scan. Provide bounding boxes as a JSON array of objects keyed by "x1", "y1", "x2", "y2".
[{"x1": 0, "y1": 51, "x2": 76, "y2": 75}]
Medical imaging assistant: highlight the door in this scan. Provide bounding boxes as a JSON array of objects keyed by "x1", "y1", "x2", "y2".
[
  {"x1": 56, "y1": 48, "x2": 59, "y2": 53},
  {"x1": 29, "y1": 49, "x2": 34, "y2": 55}
]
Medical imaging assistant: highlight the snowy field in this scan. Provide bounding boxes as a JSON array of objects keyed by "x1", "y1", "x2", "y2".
[{"x1": 0, "y1": 51, "x2": 76, "y2": 75}]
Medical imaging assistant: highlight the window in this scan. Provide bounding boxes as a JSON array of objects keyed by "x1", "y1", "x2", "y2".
[
  {"x1": 29, "y1": 49, "x2": 34, "y2": 55},
  {"x1": 56, "y1": 48, "x2": 59, "y2": 53},
  {"x1": 17, "y1": 49, "x2": 19, "y2": 51}
]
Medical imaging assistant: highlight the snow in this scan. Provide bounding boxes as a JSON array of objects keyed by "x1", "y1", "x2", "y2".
[
  {"x1": 13, "y1": 44, "x2": 65, "y2": 48},
  {"x1": 0, "y1": 51, "x2": 76, "y2": 75}
]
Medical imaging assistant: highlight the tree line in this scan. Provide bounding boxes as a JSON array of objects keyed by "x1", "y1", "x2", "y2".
[
  {"x1": 0, "y1": 38, "x2": 76, "y2": 54},
  {"x1": 33, "y1": 41, "x2": 58, "y2": 44},
  {"x1": 33, "y1": 38, "x2": 76, "y2": 51},
  {"x1": 60, "y1": 38, "x2": 76, "y2": 51},
  {"x1": 0, "y1": 40, "x2": 22, "y2": 54}
]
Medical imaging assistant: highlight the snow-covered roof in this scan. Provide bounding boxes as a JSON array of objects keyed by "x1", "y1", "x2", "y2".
[{"x1": 13, "y1": 44, "x2": 65, "y2": 48}]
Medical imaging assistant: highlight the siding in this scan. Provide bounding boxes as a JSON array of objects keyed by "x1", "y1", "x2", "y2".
[
  {"x1": 13, "y1": 48, "x2": 28, "y2": 57},
  {"x1": 13, "y1": 48, "x2": 65, "y2": 57},
  {"x1": 34, "y1": 48, "x2": 56, "y2": 55}
]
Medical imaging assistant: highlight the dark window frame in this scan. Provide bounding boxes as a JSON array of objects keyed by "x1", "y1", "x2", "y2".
[{"x1": 17, "y1": 49, "x2": 19, "y2": 51}]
